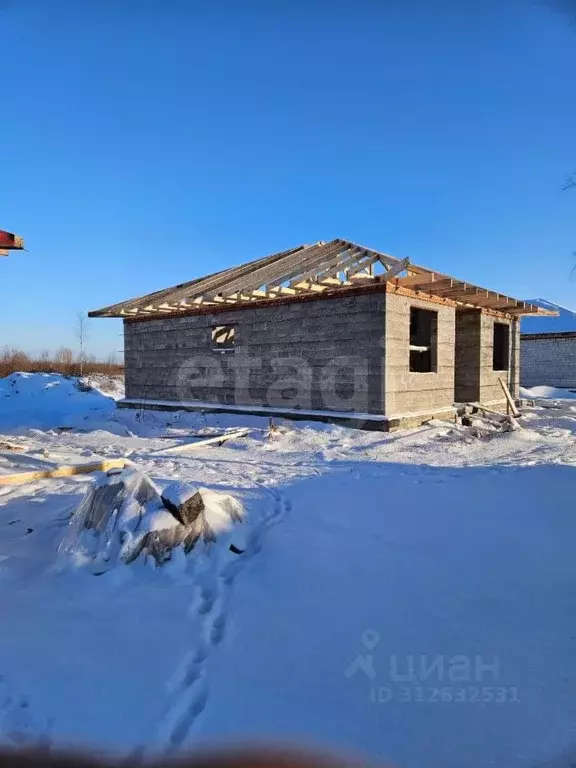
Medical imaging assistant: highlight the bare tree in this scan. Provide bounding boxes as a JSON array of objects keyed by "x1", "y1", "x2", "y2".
[
  {"x1": 55, "y1": 347, "x2": 74, "y2": 364},
  {"x1": 75, "y1": 312, "x2": 89, "y2": 376},
  {"x1": 55, "y1": 347, "x2": 74, "y2": 375}
]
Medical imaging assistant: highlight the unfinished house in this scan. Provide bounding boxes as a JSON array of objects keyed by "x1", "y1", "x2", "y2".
[{"x1": 90, "y1": 239, "x2": 554, "y2": 430}]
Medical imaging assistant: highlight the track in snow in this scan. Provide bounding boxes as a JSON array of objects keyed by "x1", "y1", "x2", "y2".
[{"x1": 145, "y1": 483, "x2": 290, "y2": 754}]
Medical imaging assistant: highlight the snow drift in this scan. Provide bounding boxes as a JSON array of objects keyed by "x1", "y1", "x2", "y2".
[{"x1": 0, "y1": 372, "x2": 122, "y2": 431}]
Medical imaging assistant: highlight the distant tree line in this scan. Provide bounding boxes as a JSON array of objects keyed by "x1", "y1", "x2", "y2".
[{"x1": 0, "y1": 346, "x2": 123, "y2": 379}]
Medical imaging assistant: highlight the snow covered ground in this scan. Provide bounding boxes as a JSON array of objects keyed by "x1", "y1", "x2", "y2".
[{"x1": 0, "y1": 374, "x2": 575, "y2": 767}]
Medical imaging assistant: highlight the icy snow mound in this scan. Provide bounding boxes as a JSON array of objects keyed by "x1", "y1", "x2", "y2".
[
  {"x1": 520, "y1": 385, "x2": 576, "y2": 400},
  {"x1": 0, "y1": 372, "x2": 119, "y2": 431}
]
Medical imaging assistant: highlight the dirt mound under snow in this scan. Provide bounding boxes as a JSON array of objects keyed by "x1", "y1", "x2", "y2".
[{"x1": 0, "y1": 372, "x2": 124, "y2": 431}]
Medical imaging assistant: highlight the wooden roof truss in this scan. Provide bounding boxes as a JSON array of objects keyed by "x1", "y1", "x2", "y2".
[{"x1": 89, "y1": 238, "x2": 555, "y2": 318}]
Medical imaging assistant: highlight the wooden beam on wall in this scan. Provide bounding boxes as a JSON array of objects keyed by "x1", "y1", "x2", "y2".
[
  {"x1": 437, "y1": 286, "x2": 486, "y2": 300},
  {"x1": 456, "y1": 294, "x2": 517, "y2": 310},
  {"x1": 395, "y1": 271, "x2": 440, "y2": 288}
]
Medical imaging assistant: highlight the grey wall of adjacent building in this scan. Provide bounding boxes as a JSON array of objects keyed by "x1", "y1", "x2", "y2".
[
  {"x1": 454, "y1": 310, "x2": 519, "y2": 404},
  {"x1": 521, "y1": 333, "x2": 576, "y2": 388},
  {"x1": 124, "y1": 293, "x2": 387, "y2": 415}
]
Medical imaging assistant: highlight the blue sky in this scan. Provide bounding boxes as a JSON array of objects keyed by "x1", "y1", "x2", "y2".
[{"x1": 1, "y1": 0, "x2": 576, "y2": 358}]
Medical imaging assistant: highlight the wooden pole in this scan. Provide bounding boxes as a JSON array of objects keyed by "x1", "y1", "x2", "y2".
[{"x1": 498, "y1": 378, "x2": 520, "y2": 418}]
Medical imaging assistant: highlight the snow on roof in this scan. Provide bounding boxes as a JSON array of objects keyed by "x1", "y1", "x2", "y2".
[{"x1": 521, "y1": 298, "x2": 576, "y2": 334}]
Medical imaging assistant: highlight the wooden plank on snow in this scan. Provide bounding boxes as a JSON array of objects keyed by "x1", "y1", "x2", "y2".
[{"x1": 0, "y1": 459, "x2": 131, "y2": 486}]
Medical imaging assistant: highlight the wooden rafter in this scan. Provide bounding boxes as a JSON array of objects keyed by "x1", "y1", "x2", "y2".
[
  {"x1": 396, "y1": 272, "x2": 438, "y2": 288},
  {"x1": 346, "y1": 254, "x2": 380, "y2": 277},
  {"x1": 288, "y1": 244, "x2": 361, "y2": 289},
  {"x1": 209, "y1": 241, "x2": 339, "y2": 300},
  {"x1": 306, "y1": 249, "x2": 371, "y2": 285},
  {"x1": 89, "y1": 238, "x2": 558, "y2": 319},
  {"x1": 382, "y1": 257, "x2": 410, "y2": 282}
]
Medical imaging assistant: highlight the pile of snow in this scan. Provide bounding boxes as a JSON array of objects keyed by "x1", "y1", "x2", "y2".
[
  {"x1": 520, "y1": 385, "x2": 576, "y2": 400},
  {"x1": 0, "y1": 373, "x2": 121, "y2": 431}
]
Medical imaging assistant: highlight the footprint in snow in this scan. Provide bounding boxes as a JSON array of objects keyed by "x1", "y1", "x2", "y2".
[{"x1": 0, "y1": 678, "x2": 50, "y2": 747}]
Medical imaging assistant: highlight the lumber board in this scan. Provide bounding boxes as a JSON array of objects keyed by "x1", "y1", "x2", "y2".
[
  {"x1": 471, "y1": 402, "x2": 509, "y2": 418},
  {"x1": 150, "y1": 428, "x2": 249, "y2": 455},
  {"x1": 454, "y1": 294, "x2": 516, "y2": 309},
  {"x1": 434, "y1": 285, "x2": 479, "y2": 299},
  {"x1": 0, "y1": 459, "x2": 130, "y2": 486},
  {"x1": 498, "y1": 378, "x2": 520, "y2": 417},
  {"x1": 420, "y1": 279, "x2": 465, "y2": 294},
  {"x1": 0, "y1": 441, "x2": 28, "y2": 453},
  {"x1": 396, "y1": 272, "x2": 444, "y2": 289}
]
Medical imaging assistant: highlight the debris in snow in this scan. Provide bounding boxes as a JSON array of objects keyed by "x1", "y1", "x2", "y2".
[
  {"x1": 267, "y1": 417, "x2": 289, "y2": 439},
  {"x1": 59, "y1": 468, "x2": 245, "y2": 569},
  {"x1": 450, "y1": 403, "x2": 521, "y2": 440},
  {"x1": 150, "y1": 428, "x2": 250, "y2": 455},
  {"x1": 0, "y1": 441, "x2": 27, "y2": 453},
  {"x1": 128, "y1": 484, "x2": 245, "y2": 564},
  {"x1": 161, "y1": 480, "x2": 204, "y2": 526}
]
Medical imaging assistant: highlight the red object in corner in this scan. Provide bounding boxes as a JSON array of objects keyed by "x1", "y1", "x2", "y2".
[{"x1": 0, "y1": 230, "x2": 24, "y2": 249}]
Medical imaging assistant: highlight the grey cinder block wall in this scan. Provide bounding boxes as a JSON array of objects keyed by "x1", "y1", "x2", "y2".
[
  {"x1": 384, "y1": 293, "x2": 455, "y2": 415},
  {"x1": 124, "y1": 293, "x2": 387, "y2": 415},
  {"x1": 454, "y1": 310, "x2": 519, "y2": 403},
  {"x1": 124, "y1": 290, "x2": 518, "y2": 420},
  {"x1": 521, "y1": 333, "x2": 576, "y2": 389}
]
